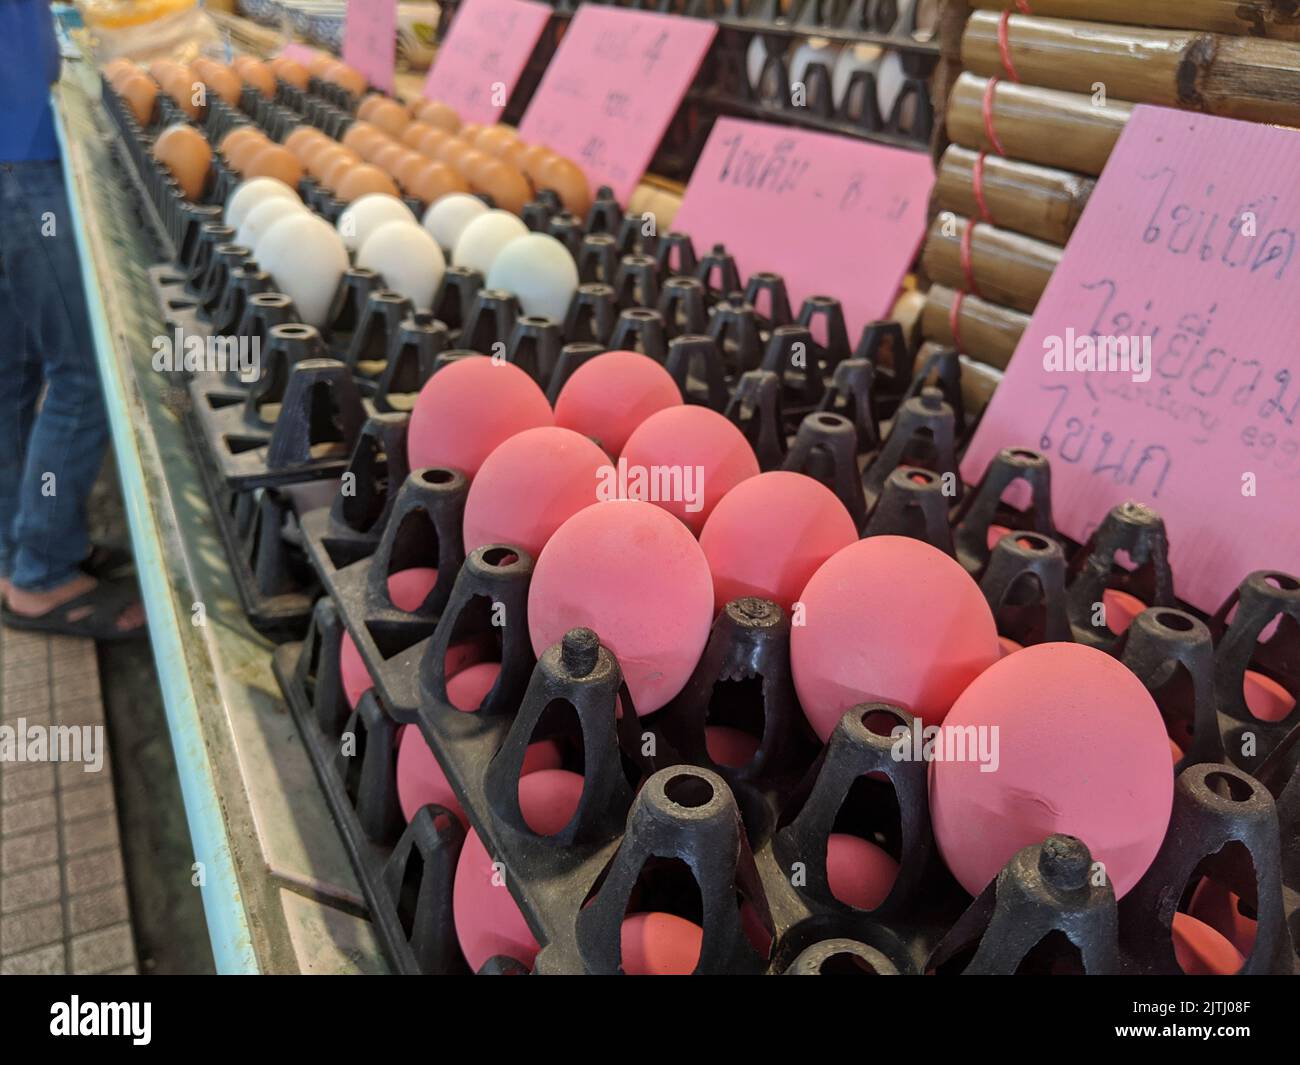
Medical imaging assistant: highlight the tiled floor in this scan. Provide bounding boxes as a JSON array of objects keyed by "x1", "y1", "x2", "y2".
[{"x1": 0, "y1": 625, "x2": 137, "y2": 975}]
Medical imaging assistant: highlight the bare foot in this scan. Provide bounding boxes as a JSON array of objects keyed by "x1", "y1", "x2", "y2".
[{"x1": 7, "y1": 573, "x2": 145, "y2": 633}]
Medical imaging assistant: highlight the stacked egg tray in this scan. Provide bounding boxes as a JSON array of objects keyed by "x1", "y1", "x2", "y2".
[
  {"x1": 99, "y1": 63, "x2": 933, "y2": 635},
  {"x1": 270, "y1": 388, "x2": 1300, "y2": 973},
  {"x1": 434, "y1": 0, "x2": 939, "y2": 177},
  {"x1": 673, "y1": 0, "x2": 941, "y2": 163},
  {"x1": 99, "y1": 73, "x2": 1300, "y2": 975}
]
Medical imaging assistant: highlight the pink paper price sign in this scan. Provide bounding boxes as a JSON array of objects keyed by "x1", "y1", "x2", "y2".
[
  {"x1": 962, "y1": 105, "x2": 1300, "y2": 612},
  {"x1": 518, "y1": 7, "x2": 716, "y2": 205},
  {"x1": 421, "y1": 0, "x2": 551, "y2": 126},
  {"x1": 670, "y1": 117, "x2": 935, "y2": 341},
  {"x1": 343, "y1": 0, "x2": 396, "y2": 93}
]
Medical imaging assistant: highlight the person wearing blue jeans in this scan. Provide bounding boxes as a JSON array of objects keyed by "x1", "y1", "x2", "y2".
[{"x1": 0, "y1": 0, "x2": 143, "y2": 639}]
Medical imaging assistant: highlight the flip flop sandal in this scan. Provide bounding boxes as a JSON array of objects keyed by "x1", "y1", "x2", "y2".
[
  {"x1": 1, "y1": 577, "x2": 146, "y2": 642},
  {"x1": 81, "y1": 543, "x2": 135, "y2": 579}
]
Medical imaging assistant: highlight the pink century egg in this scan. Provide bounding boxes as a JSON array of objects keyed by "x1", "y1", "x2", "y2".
[
  {"x1": 396, "y1": 727, "x2": 562, "y2": 826},
  {"x1": 552, "y1": 350, "x2": 682, "y2": 458},
  {"x1": 462, "y1": 427, "x2": 610, "y2": 558},
  {"x1": 1188, "y1": 879, "x2": 1258, "y2": 956},
  {"x1": 408, "y1": 356, "x2": 553, "y2": 478},
  {"x1": 1102, "y1": 587, "x2": 1148, "y2": 636},
  {"x1": 620, "y1": 913, "x2": 704, "y2": 975},
  {"x1": 618, "y1": 405, "x2": 760, "y2": 534},
  {"x1": 338, "y1": 567, "x2": 440, "y2": 707},
  {"x1": 528, "y1": 500, "x2": 714, "y2": 715},
  {"x1": 704, "y1": 725, "x2": 760, "y2": 769},
  {"x1": 453, "y1": 768, "x2": 585, "y2": 971},
  {"x1": 790, "y1": 536, "x2": 1000, "y2": 737},
  {"x1": 929, "y1": 642, "x2": 1174, "y2": 900},
  {"x1": 1243, "y1": 670, "x2": 1295, "y2": 722},
  {"x1": 1171, "y1": 912, "x2": 1245, "y2": 975},
  {"x1": 699, "y1": 471, "x2": 858, "y2": 612},
  {"x1": 825, "y1": 834, "x2": 900, "y2": 911}
]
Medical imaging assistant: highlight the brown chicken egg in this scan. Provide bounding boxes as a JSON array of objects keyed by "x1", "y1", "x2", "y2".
[
  {"x1": 368, "y1": 99, "x2": 410, "y2": 138},
  {"x1": 309, "y1": 143, "x2": 354, "y2": 182},
  {"x1": 415, "y1": 127, "x2": 450, "y2": 158},
  {"x1": 104, "y1": 58, "x2": 137, "y2": 86},
  {"x1": 201, "y1": 65, "x2": 242, "y2": 107},
  {"x1": 270, "y1": 55, "x2": 310, "y2": 91},
  {"x1": 406, "y1": 160, "x2": 470, "y2": 205},
  {"x1": 245, "y1": 144, "x2": 304, "y2": 188},
  {"x1": 219, "y1": 126, "x2": 261, "y2": 160},
  {"x1": 498, "y1": 138, "x2": 531, "y2": 172},
  {"x1": 117, "y1": 72, "x2": 158, "y2": 126},
  {"x1": 305, "y1": 51, "x2": 333, "y2": 77},
  {"x1": 227, "y1": 131, "x2": 271, "y2": 173},
  {"x1": 370, "y1": 139, "x2": 407, "y2": 175},
  {"x1": 455, "y1": 147, "x2": 492, "y2": 185},
  {"x1": 474, "y1": 125, "x2": 518, "y2": 157},
  {"x1": 160, "y1": 65, "x2": 202, "y2": 119},
  {"x1": 400, "y1": 121, "x2": 435, "y2": 150},
  {"x1": 519, "y1": 143, "x2": 557, "y2": 183},
  {"x1": 294, "y1": 134, "x2": 335, "y2": 174},
  {"x1": 321, "y1": 150, "x2": 362, "y2": 192},
  {"x1": 537, "y1": 155, "x2": 591, "y2": 216},
  {"x1": 336, "y1": 164, "x2": 400, "y2": 202},
  {"x1": 153, "y1": 122, "x2": 212, "y2": 201},
  {"x1": 473, "y1": 157, "x2": 531, "y2": 214},
  {"x1": 232, "y1": 56, "x2": 276, "y2": 98},
  {"x1": 433, "y1": 136, "x2": 470, "y2": 168},
  {"x1": 416, "y1": 99, "x2": 460, "y2": 133},
  {"x1": 393, "y1": 150, "x2": 431, "y2": 192},
  {"x1": 325, "y1": 61, "x2": 367, "y2": 98},
  {"x1": 356, "y1": 94, "x2": 386, "y2": 121},
  {"x1": 342, "y1": 121, "x2": 385, "y2": 158},
  {"x1": 148, "y1": 59, "x2": 184, "y2": 84},
  {"x1": 283, "y1": 125, "x2": 325, "y2": 161}
]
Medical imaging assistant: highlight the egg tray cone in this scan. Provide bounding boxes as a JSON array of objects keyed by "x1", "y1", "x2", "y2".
[
  {"x1": 185, "y1": 335, "x2": 369, "y2": 491},
  {"x1": 181, "y1": 346, "x2": 373, "y2": 633},
  {"x1": 185, "y1": 440, "x2": 321, "y2": 637},
  {"x1": 297, "y1": 463, "x2": 471, "y2": 686}
]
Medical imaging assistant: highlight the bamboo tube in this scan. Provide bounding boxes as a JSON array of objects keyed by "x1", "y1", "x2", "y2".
[
  {"x1": 958, "y1": 351, "x2": 1004, "y2": 419},
  {"x1": 921, "y1": 284, "x2": 1029, "y2": 371},
  {"x1": 946, "y1": 73, "x2": 1131, "y2": 176},
  {"x1": 970, "y1": 0, "x2": 1300, "y2": 42},
  {"x1": 964, "y1": 12, "x2": 1300, "y2": 126},
  {"x1": 933, "y1": 146, "x2": 1092, "y2": 245},
  {"x1": 921, "y1": 214, "x2": 1061, "y2": 314}
]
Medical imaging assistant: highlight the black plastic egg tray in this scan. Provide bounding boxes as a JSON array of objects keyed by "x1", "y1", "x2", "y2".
[
  {"x1": 101, "y1": 64, "x2": 945, "y2": 639},
  {"x1": 269, "y1": 353, "x2": 1300, "y2": 973},
  {"x1": 101, "y1": 76, "x2": 1300, "y2": 975}
]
